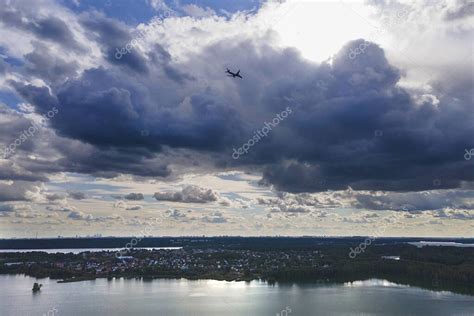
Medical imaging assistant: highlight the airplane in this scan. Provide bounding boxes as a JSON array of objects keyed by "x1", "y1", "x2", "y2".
[{"x1": 226, "y1": 68, "x2": 242, "y2": 79}]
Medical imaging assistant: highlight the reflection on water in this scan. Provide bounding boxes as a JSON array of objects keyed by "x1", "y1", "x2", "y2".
[
  {"x1": 409, "y1": 241, "x2": 474, "y2": 248},
  {"x1": 1, "y1": 275, "x2": 473, "y2": 316},
  {"x1": 344, "y1": 279, "x2": 407, "y2": 287}
]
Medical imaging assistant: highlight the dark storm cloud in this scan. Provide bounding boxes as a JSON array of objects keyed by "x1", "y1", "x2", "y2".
[
  {"x1": 54, "y1": 149, "x2": 172, "y2": 178},
  {"x1": 0, "y1": 5, "x2": 84, "y2": 52},
  {"x1": 0, "y1": 162, "x2": 49, "y2": 182},
  {"x1": 10, "y1": 75, "x2": 145, "y2": 148},
  {"x1": 8, "y1": 82, "x2": 58, "y2": 116},
  {"x1": 80, "y1": 12, "x2": 149, "y2": 74},
  {"x1": 0, "y1": 105, "x2": 54, "y2": 182},
  {"x1": 0, "y1": 103, "x2": 171, "y2": 179},
  {"x1": 24, "y1": 42, "x2": 79, "y2": 84},
  {"x1": 0, "y1": 58, "x2": 7, "y2": 74},
  {"x1": 12, "y1": 63, "x2": 242, "y2": 152},
  {"x1": 0, "y1": 181, "x2": 39, "y2": 202},
  {"x1": 6, "y1": 11, "x2": 473, "y2": 194},
  {"x1": 0, "y1": 104, "x2": 35, "y2": 144},
  {"x1": 255, "y1": 40, "x2": 473, "y2": 192},
  {"x1": 148, "y1": 44, "x2": 194, "y2": 84},
  {"x1": 20, "y1": 135, "x2": 172, "y2": 178}
]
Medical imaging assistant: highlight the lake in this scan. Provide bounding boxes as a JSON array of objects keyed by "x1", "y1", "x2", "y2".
[
  {"x1": 1, "y1": 275, "x2": 473, "y2": 316},
  {"x1": 408, "y1": 241, "x2": 474, "y2": 248}
]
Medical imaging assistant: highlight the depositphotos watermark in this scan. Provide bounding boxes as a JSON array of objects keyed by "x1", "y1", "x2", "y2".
[
  {"x1": 232, "y1": 107, "x2": 292, "y2": 160},
  {"x1": 348, "y1": 209, "x2": 405, "y2": 259},
  {"x1": 42, "y1": 307, "x2": 58, "y2": 316},
  {"x1": 1, "y1": 107, "x2": 59, "y2": 159},
  {"x1": 115, "y1": 217, "x2": 162, "y2": 259},
  {"x1": 115, "y1": 9, "x2": 176, "y2": 60},
  {"x1": 276, "y1": 306, "x2": 292, "y2": 316},
  {"x1": 348, "y1": 7, "x2": 410, "y2": 60},
  {"x1": 464, "y1": 148, "x2": 474, "y2": 160}
]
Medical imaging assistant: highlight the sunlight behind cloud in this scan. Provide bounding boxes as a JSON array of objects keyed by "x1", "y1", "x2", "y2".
[{"x1": 273, "y1": 0, "x2": 376, "y2": 62}]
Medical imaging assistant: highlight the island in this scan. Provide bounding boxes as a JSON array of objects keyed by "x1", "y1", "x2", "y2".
[{"x1": 32, "y1": 282, "x2": 42, "y2": 292}]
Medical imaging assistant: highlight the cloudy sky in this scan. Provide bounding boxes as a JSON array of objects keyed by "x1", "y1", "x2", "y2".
[{"x1": 0, "y1": 0, "x2": 473, "y2": 238}]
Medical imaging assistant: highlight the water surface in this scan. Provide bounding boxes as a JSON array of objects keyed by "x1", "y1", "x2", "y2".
[{"x1": 1, "y1": 275, "x2": 473, "y2": 316}]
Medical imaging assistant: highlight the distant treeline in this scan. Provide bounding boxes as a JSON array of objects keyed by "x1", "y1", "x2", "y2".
[
  {"x1": 1, "y1": 237, "x2": 474, "y2": 250},
  {"x1": 266, "y1": 244, "x2": 474, "y2": 295}
]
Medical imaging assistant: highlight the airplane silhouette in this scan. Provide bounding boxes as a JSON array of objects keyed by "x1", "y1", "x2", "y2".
[{"x1": 226, "y1": 68, "x2": 242, "y2": 79}]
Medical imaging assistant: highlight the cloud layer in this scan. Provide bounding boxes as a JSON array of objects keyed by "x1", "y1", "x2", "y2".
[{"x1": 0, "y1": 0, "x2": 472, "y2": 238}]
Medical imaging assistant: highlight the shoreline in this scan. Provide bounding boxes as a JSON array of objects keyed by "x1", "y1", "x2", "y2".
[
  {"x1": 2, "y1": 242, "x2": 472, "y2": 297},
  {"x1": 3, "y1": 272, "x2": 472, "y2": 297}
]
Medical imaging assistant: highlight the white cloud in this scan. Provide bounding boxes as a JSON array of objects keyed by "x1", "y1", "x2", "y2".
[
  {"x1": 182, "y1": 4, "x2": 216, "y2": 18},
  {"x1": 258, "y1": 188, "x2": 474, "y2": 213},
  {"x1": 46, "y1": 203, "x2": 76, "y2": 212},
  {"x1": 202, "y1": 211, "x2": 228, "y2": 223},
  {"x1": 126, "y1": 205, "x2": 143, "y2": 211},
  {"x1": 154, "y1": 185, "x2": 220, "y2": 203},
  {"x1": 430, "y1": 208, "x2": 474, "y2": 220},
  {"x1": 166, "y1": 208, "x2": 187, "y2": 220},
  {"x1": 147, "y1": 0, "x2": 170, "y2": 12},
  {"x1": 0, "y1": 203, "x2": 31, "y2": 212},
  {"x1": 68, "y1": 210, "x2": 94, "y2": 221}
]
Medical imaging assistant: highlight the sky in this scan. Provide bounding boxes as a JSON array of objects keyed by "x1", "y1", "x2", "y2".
[{"x1": 0, "y1": 0, "x2": 473, "y2": 238}]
